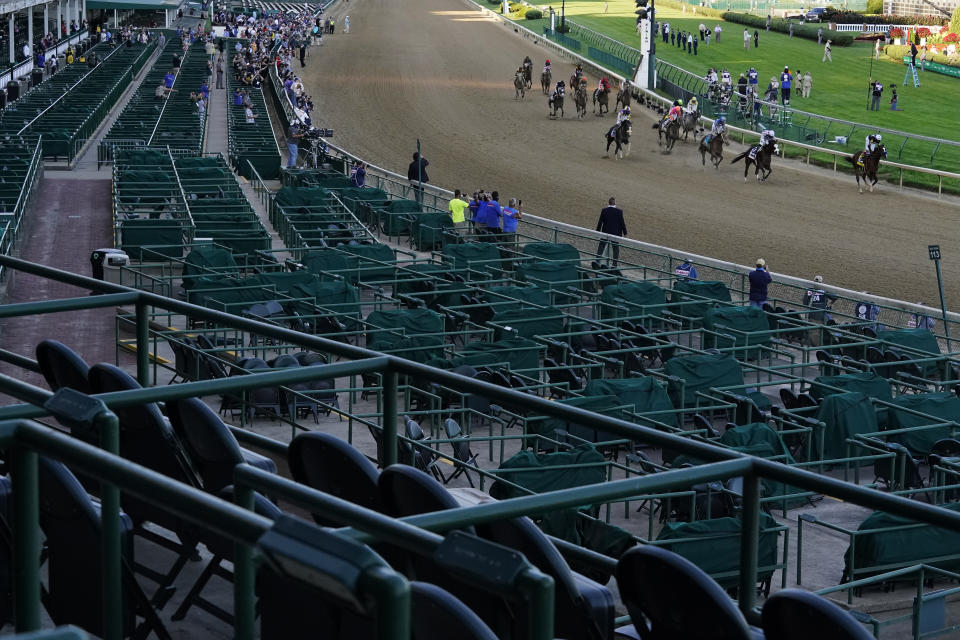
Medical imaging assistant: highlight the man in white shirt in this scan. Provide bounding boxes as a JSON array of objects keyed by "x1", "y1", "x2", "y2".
[{"x1": 245, "y1": 106, "x2": 257, "y2": 123}]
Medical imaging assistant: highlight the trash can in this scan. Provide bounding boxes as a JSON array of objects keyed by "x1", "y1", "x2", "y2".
[
  {"x1": 31, "y1": 68, "x2": 43, "y2": 86},
  {"x1": 0, "y1": 90, "x2": 6, "y2": 109},
  {"x1": 90, "y1": 248, "x2": 130, "y2": 283},
  {"x1": 6, "y1": 81, "x2": 18, "y2": 102},
  {"x1": 87, "y1": 52, "x2": 97, "y2": 68}
]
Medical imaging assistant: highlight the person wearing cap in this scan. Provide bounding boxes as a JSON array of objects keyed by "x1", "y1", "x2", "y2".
[
  {"x1": 748, "y1": 259, "x2": 771, "y2": 308},
  {"x1": 803, "y1": 275, "x2": 837, "y2": 323},
  {"x1": 779, "y1": 67, "x2": 792, "y2": 105},
  {"x1": 674, "y1": 259, "x2": 699, "y2": 280}
]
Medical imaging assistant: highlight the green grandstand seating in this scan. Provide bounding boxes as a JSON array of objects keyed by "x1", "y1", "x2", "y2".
[{"x1": 226, "y1": 43, "x2": 281, "y2": 178}]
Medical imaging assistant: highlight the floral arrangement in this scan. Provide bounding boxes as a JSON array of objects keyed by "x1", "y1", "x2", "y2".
[{"x1": 889, "y1": 27, "x2": 904, "y2": 38}]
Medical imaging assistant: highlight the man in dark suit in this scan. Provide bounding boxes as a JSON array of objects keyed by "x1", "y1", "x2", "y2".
[{"x1": 595, "y1": 197, "x2": 627, "y2": 265}]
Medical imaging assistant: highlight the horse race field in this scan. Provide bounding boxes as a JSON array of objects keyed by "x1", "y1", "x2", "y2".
[{"x1": 302, "y1": 0, "x2": 960, "y2": 306}]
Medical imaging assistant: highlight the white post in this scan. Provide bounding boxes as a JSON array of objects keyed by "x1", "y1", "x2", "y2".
[
  {"x1": 550, "y1": 7, "x2": 555, "y2": 31},
  {"x1": 56, "y1": 0, "x2": 62, "y2": 38},
  {"x1": 28, "y1": 7, "x2": 34, "y2": 60},
  {"x1": 165, "y1": 9, "x2": 169, "y2": 28},
  {"x1": 81, "y1": 0, "x2": 86, "y2": 27},
  {"x1": 8, "y1": 14, "x2": 14, "y2": 65},
  {"x1": 113, "y1": 8, "x2": 117, "y2": 27},
  {"x1": 43, "y1": 4, "x2": 49, "y2": 39}
]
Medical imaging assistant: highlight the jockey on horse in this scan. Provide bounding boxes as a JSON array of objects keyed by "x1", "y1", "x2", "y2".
[
  {"x1": 609, "y1": 104, "x2": 631, "y2": 138},
  {"x1": 704, "y1": 116, "x2": 725, "y2": 144},
  {"x1": 522, "y1": 55, "x2": 533, "y2": 87},
  {"x1": 749, "y1": 129, "x2": 776, "y2": 161},
  {"x1": 543, "y1": 59, "x2": 552, "y2": 75},
  {"x1": 684, "y1": 96, "x2": 699, "y2": 114},
  {"x1": 860, "y1": 133, "x2": 883, "y2": 167},
  {"x1": 659, "y1": 99, "x2": 683, "y2": 131}
]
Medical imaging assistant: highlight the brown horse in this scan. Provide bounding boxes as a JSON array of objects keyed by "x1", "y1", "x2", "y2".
[
  {"x1": 846, "y1": 143, "x2": 886, "y2": 193},
  {"x1": 730, "y1": 138, "x2": 777, "y2": 182},
  {"x1": 593, "y1": 85, "x2": 610, "y2": 115},
  {"x1": 654, "y1": 118, "x2": 681, "y2": 153},
  {"x1": 574, "y1": 80, "x2": 588, "y2": 118},
  {"x1": 698, "y1": 131, "x2": 726, "y2": 169},
  {"x1": 615, "y1": 84, "x2": 632, "y2": 110},
  {"x1": 541, "y1": 67, "x2": 552, "y2": 94}
]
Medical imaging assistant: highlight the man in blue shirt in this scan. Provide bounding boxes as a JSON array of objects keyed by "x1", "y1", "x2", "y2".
[
  {"x1": 484, "y1": 191, "x2": 503, "y2": 240},
  {"x1": 674, "y1": 259, "x2": 699, "y2": 280},
  {"x1": 747, "y1": 67, "x2": 758, "y2": 90},
  {"x1": 779, "y1": 67, "x2": 792, "y2": 105},
  {"x1": 164, "y1": 70, "x2": 176, "y2": 89},
  {"x1": 501, "y1": 198, "x2": 521, "y2": 248},
  {"x1": 748, "y1": 258, "x2": 771, "y2": 307}
]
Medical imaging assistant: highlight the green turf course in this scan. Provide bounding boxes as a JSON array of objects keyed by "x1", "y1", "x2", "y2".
[{"x1": 508, "y1": 0, "x2": 960, "y2": 191}]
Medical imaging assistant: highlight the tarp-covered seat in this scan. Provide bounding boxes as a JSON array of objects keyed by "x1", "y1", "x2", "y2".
[
  {"x1": 181, "y1": 245, "x2": 238, "y2": 289},
  {"x1": 809, "y1": 371, "x2": 892, "y2": 425},
  {"x1": 300, "y1": 250, "x2": 357, "y2": 283},
  {"x1": 520, "y1": 242, "x2": 581, "y2": 263},
  {"x1": 443, "y1": 243, "x2": 504, "y2": 279},
  {"x1": 340, "y1": 244, "x2": 396, "y2": 282},
  {"x1": 886, "y1": 392, "x2": 960, "y2": 456},
  {"x1": 600, "y1": 282, "x2": 666, "y2": 320},
  {"x1": 366, "y1": 308, "x2": 444, "y2": 343},
  {"x1": 878, "y1": 328, "x2": 942, "y2": 377},
  {"x1": 583, "y1": 377, "x2": 677, "y2": 429},
  {"x1": 843, "y1": 502, "x2": 960, "y2": 581},
  {"x1": 702, "y1": 306, "x2": 771, "y2": 360},
  {"x1": 670, "y1": 280, "x2": 732, "y2": 319},
  {"x1": 516, "y1": 261, "x2": 580, "y2": 304},
  {"x1": 656, "y1": 513, "x2": 781, "y2": 590},
  {"x1": 664, "y1": 353, "x2": 744, "y2": 410},
  {"x1": 491, "y1": 307, "x2": 566, "y2": 340},
  {"x1": 375, "y1": 199, "x2": 424, "y2": 235},
  {"x1": 452, "y1": 337, "x2": 542, "y2": 372},
  {"x1": 527, "y1": 395, "x2": 632, "y2": 448},
  {"x1": 290, "y1": 280, "x2": 360, "y2": 318},
  {"x1": 813, "y1": 392, "x2": 878, "y2": 464},
  {"x1": 411, "y1": 213, "x2": 454, "y2": 251}
]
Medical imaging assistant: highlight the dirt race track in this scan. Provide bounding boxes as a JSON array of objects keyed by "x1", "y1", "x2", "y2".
[{"x1": 303, "y1": 0, "x2": 960, "y2": 307}]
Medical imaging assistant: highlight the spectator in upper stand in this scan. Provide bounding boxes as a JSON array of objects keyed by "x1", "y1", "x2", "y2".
[
  {"x1": 448, "y1": 189, "x2": 469, "y2": 232},
  {"x1": 350, "y1": 161, "x2": 366, "y2": 188},
  {"x1": 484, "y1": 191, "x2": 504, "y2": 240},
  {"x1": 674, "y1": 258, "x2": 699, "y2": 280},
  {"x1": 164, "y1": 69, "x2": 176, "y2": 89},
  {"x1": 803, "y1": 275, "x2": 837, "y2": 323},
  {"x1": 244, "y1": 104, "x2": 257, "y2": 123},
  {"x1": 501, "y1": 198, "x2": 522, "y2": 247},
  {"x1": 748, "y1": 259, "x2": 772, "y2": 308},
  {"x1": 407, "y1": 152, "x2": 429, "y2": 200},
  {"x1": 233, "y1": 87, "x2": 244, "y2": 106}
]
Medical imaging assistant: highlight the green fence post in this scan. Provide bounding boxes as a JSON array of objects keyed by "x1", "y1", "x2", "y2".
[
  {"x1": 136, "y1": 301, "x2": 150, "y2": 387},
  {"x1": 12, "y1": 445, "x2": 40, "y2": 632},
  {"x1": 233, "y1": 484, "x2": 256, "y2": 640},
  {"x1": 363, "y1": 566, "x2": 411, "y2": 640},
  {"x1": 738, "y1": 472, "x2": 761, "y2": 620},
  {"x1": 383, "y1": 370, "x2": 399, "y2": 466},
  {"x1": 96, "y1": 410, "x2": 123, "y2": 640}
]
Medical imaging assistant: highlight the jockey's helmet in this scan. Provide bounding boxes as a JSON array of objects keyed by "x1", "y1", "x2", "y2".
[
  {"x1": 875, "y1": 134, "x2": 882, "y2": 142},
  {"x1": 717, "y1": 116, "x2": 725, "y2": 123},
  {"x1": 674, "y1": 99, "x2": 682, "y2": 106},
  {"x1": 545, "y1": 59, "x2": 550, "y2": 64},
  {"x1": 623, "y1": 106, "x2": 631, "y2": 114}
]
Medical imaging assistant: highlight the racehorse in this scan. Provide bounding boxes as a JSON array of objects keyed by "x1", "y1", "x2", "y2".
[
  {"x1": 548, "y1": 89, "x2": 565, "y2": 118},
  {"x1": 593, "y1": 85, "x2": 610, "y2": 115},
  {"x1": 514, "y1": 71, "x2": 525, "y2": 100},
  {"x1": 846, "y1": 143, "x2": 886, "y2": 194},
  {"x1": 680, "y1": 109, "x2": 701, "y2": 141},
  {"x1": 541, "y1": 68, "x2": 552, "y2": 94},
  {"x1": 604, "y1": 120, "x2": 632, "y2": 159},
  {"x1": 615, "y1": 85, "x2": 632, "y2": 110},
  {"x1": 522, "y1": 62, "x2": 533, "y2": 89},
  {"x1": 698, "y1": 131, "x2": 726, "y2": 169},
  {"x1": 730, "y1": 138, "x2": 777, "y2": 182},
  {"x1": 573, "y1": 80, "x2": 588, "y2": 119},
  {"x1": 654, "y1": 118, "x2": 681, "y2": 153}
]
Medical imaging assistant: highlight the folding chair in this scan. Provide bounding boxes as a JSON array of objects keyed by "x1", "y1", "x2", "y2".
[{"x1": 443, "y1": 419, "x2": 479, "y2": 487}]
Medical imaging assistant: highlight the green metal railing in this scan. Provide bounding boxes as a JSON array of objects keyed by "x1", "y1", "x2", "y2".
[{"x1": 5, "y1": 255, "x2": 960, "y2": 634}]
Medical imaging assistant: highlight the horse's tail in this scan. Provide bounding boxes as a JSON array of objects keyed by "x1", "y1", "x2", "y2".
[
  {"x1": 730, "y1": 150, "x2": 748, "y2": 164},
  {"x1": 844, "y1": 155, "x2": 857, "y2": 165},
  {"x1": 651, "y1": 122, "x2": 660, "y2": 129}
]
